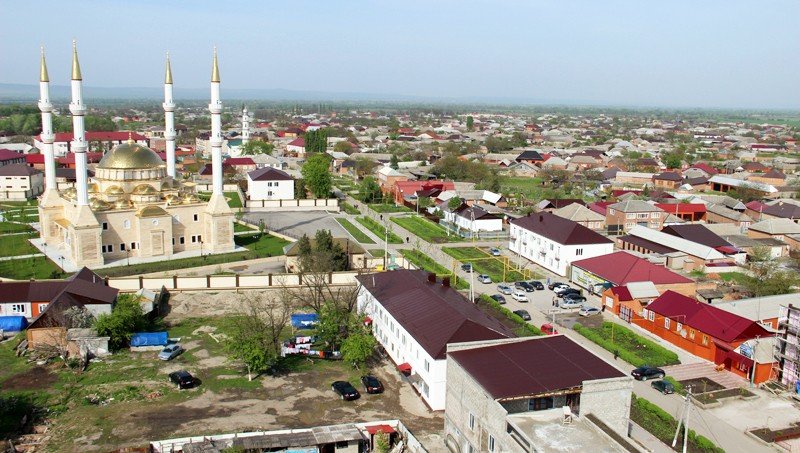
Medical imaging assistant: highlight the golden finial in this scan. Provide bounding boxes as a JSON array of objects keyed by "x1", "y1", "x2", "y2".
[
  {"x1": 211, "y1": 46, "x2": 220, "y2": 83},
  {"x1": 165, "y1": 51, "x2": 173, "y2": 85},
  {"x1": 71, "y1": 40, "x2": 82, "y2": 81},
  {"x1": 127, "y1": 131, "x2": 134, "y2": 144},
  {"x1": 39, "y1": 46, "x2": 49, "y2": 82}
]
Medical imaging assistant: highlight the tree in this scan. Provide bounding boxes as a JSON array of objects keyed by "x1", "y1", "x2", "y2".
[
  {"x1": 390, "y1": 154, "x2": 399, "y2": 170},
  {"x1": 359, "y1": 177, "x2": 382, "y2": 203},
  {"x1": 301, "y1": 153, "x2": 332, "y2": 198},
  {"x1": 226, "y1": 292, "x2": 292, "y2": 380},
  {"x1": 333, "y1": 141, "x2": 353, "y2": 154},
  {"x1": 466, "y1": 115, "x2": 474, "y2": 131},
  {"x1": 240, "y1": 140, "x2": 274, "y2": 155},
  {"x1": 94, "y1": 294, "x2": 152, "y2": 350},
  {"x1": 744, "y1": 260, "x2": 799, "y2": 297},
  {"x1": 354, "y1": 157, "x2": 378, "y2": 178},
  {"x1": 305, "y1": 129, "x2": 329, "y2": 153},
  {"x1": 448, "y1": 197, "x2": 463, "y2": 210},
  {"x1": 316, "y1": 301, "x2": 352, "y2": 350},
  {"x1": 662, "y1": 152, "x2": 683, "y2": 169},
  {"x1": 340, "y1": 322, "x2": 376, "y2": 368},
  {"x1": 295, "y1": 178, "x2": 308, "y2": 199}
]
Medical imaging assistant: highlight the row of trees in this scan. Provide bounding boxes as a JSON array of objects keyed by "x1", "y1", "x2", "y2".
[
  {"x1": 304, "y1": 129, "x2": 329, "y2": 154},
  {"x1": 484, "y1": 132, "x2": 527, "y2": 152},
  {"x1": 431, "y1": 155, "x2": 501, "y2": 192},
  {"x1": 0, "y1": 113, "x2": 116, "y2": 136},
  {"x1": 239, "y1": 140, "x2": 274, "y2": 155},
  {"x1": 300, "y1": 153, "x2": 333, "y2": 198}
]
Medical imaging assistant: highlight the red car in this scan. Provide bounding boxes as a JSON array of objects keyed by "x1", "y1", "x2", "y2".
[{"x1": 541, "y1": 324, "x2": 559, "y2": 335}]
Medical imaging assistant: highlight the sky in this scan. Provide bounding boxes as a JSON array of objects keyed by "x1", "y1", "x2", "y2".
[{"x1": 1, "y1": 0, "x2": 799, "y2": 109}]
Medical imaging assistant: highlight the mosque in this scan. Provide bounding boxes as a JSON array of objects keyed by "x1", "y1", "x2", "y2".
[{"x1": 37, "y1": 42, "x2": 235, "y2": 269}]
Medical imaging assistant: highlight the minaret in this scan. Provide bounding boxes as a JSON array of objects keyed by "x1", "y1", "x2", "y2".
[
  {"x1": 37, "y1": 47, "x2": 57, "y2": 195},
  {"x1": 209, "y1": 47, "x2": 223, "y2": 196},
  {"x1": 69, "y1": 40, "x2": 89, "y2": 206},
  {"x1": 241, "y1": 105, "x2": 251, "y2": 145},
  {"x1": 163, "y1": 52, "x2": 177, "y2": 178}
]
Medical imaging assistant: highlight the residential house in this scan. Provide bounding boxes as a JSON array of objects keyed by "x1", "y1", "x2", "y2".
[
  {"x1": 601, "y1": 281, "x2": 661, "y2": 320},
  {"x1": 536, "y1": 199, "x2": 585, "y2": 212},
  {"x1": 247, "y1": 167, "x2": 294, "y2": 201},
  {"x1": 509, "y1": 212, "x2": 614, "y2": 277},
  {"x1": 748, "y1": 200, "x2": 800, "y2": 223},
  {"x1": 749, "y1": 169, "x2": 786, "y2": 187},
  {"x1": 570, "y1": 251, "x2": 696, "y2": 297},
  {"x1": 0, "y1": 164, "x2": 44, "y2": 200},
  {"x1": 652, "y1": 171, "x2": 683, "y2": 190},
  {"x1": 618, "y1": 225, "x2": 736, "y2": 271},
  {"x1": 392, "y1": 180, "x2": 454, "y2": 205},
  {"x1": 222, "y1": 157, "x2": 257, "y2": 175},
  {"x1": 638, "y1": 291, "x2": 774, "y2": 384},
  {"x1": 445, "y1": 336, "x2": 633, "y2": 453},
  {"x1": 605, "y1": 200, "x2": 666, "y2": 235},
  {"x1": 654, "y1": 202, "x2": 707, "y2": 221},
  {"x1": 708, "y1": 175, "x2": 778, "y2": 197},
  {"x1": 748, "y1": 218, "x2": 800, "y2": 249},
  {"x1": 551, "y1": 203, "x2": 606, "y2": 231},
  {"x1": 355, "y1": 270, "x2": 514, "y2": 410},
  {"x1": 614, "y1": 171, "x2": 656, "y2": 187},
  {"x1": 515, "y1": 150, "x2": 544, "y2": 165},
  {"x1": 706, "y1": 203, "x2": 753, "y2": 228},
  {"x1": 437, "y1": 189, "x2": 507, "y2": 208},
  {"x1": 0, "y1": 149, "x2": 26, "y2": 167},
  {"x1": 442, "y1": 204, "x2": 504, "y2": 236},
  {"x1": 286, "y1": 137, "x2": 306, "y2": 156},
  {"x1": 714, "y1": 293, "x2": 795, "y2": 331},
  {"x1": 376, "y1": 166, "x2": 408, "y2": 193},
  {"x1": 34, "y1": 131, "x2": 148, "y2": 157}
]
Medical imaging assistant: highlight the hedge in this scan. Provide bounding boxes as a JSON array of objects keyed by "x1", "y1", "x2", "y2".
[
  {"x1": 480, "y1": 294, "x2": 543, "y2": 336},
  {"x1": 631, "y1": 395, "x2": 724, "y2": 453},
  {"x1": 573, "y1": 322, "x2": 680, "y2": 367}
]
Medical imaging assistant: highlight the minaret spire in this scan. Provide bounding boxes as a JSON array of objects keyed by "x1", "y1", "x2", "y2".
[
  {"x1": 69, "y1": 40, "x2": 89, "y2": 206},
  {"x1": 40, "y1": 47, "x2": 49, "y2": 82},
  {"x1": 163, "y1": 51, "x2": 177, "y2": 178},
  {"x1": 209, "y1": 47, "x2": 223, "y2": 196},
  {"x1": 211, "y1": 46, "x2": 220, "y2": 83},
  {"x1": 71, "y1": 39, "x2": 82, "y2": 81},
  {"x1": 38, "y1": 46, "x2": 57, "y2": 197}
]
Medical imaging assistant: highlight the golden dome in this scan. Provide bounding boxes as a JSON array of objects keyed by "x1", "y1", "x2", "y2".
[
  {"x1": 114, "y1": 199, "x2": 134, "y2": 210},
  {"x1": 90, "y1": 198, "x2": 111, "y2": 211},
  {"x1": 88, "y1": 183, "x2": 99, "y2": 193},
  {"x1": 132, "y1": 184, "x2": 158, "y2": 195},
  {"x1": 137, "y1": 205, "x2": 169, "y2": 218},
  {"x1": 97, "y1": 139, "x2": 164, "y2": 170},
  {"x1": 104, "y1": 185, "x2": 124, "y2": 195}
]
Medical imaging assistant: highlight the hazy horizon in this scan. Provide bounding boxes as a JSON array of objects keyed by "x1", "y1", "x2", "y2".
[{"x1": 1, "y1": 0, "x2": 799, "y2": 109}]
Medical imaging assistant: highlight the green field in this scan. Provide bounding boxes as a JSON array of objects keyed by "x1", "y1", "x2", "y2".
[
  {"x1": 0, "y1": 222, "x2": 34, "y2": 234},
  {"x1": 399, "y1": 249, "x2": 469, "y2": 290},
  {"x1": 443, "y1": 246, "x2": 536, "y2": 282},
  {"x1": 499, "y1": 176, "x2": 545, "y2": 198},
  {"x1": 357, "y1": 217, "x2": 403, "y2": 244},
  {"x1": 335, "y1": 218, "x2": 375, "y2": 244},
  {"x1": 0, "y1": 255, "x2": 64, "y2": 280},
  {"x1": 233, "y1": 222, "x2": 257, "y2": 233},
  {"x1": 0, "y1": 233, "x2": 39, "y2": 258},
  {"x1": 574, "y1": 322, "x2": 680, "y2": 367},
  {"x1": 340, "y1": 201, "x2": 360, "y2": 215},
  {"x1": 225, "y1": 191, "x2": 243, "y2": 208},
  {"x1": 369, "y1": 203, "x2": 411, "y2": 213},
  {"x1": 391, "y1": 215, "x2": 460, "y2": 243}
]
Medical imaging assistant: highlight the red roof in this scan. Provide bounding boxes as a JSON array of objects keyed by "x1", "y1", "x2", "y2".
[
  {"x1": 689, "y1": 163, "x2": 718, "y2": 176},
  {"x1": 611, "y1": 189, "x2": 642, "y2": 197},
  {"x1": 510, "y1": 212, "x2": 612, "y2": 246},
  {"x1": 394, "y1": 180, "x2": 455, "y2": 195},
  {"x1": 610, "y1": 286, "x2": 633, "y2": 301},
  {"x1": 365, "y1": 424, "x2": 395, "y2": 435},
  {"x1": 587, "y1": 201, "x2": 613, "y2": 216},
  {"x1": 0, "y1": 149, "x2": 24, "y2": 162},
  {"x1": 745, "y1": 201, "x2": 767, "y2": 211},
  {"x1": 572, "y1": 251, "x2": 693, "y2": 286},
  {"x1": 223, "y1": 157, "x2": 255, "y2": 166},
  {"x1": 36, "y1": 131, "x2": 147, "y2": 142},
  {"x1": 57, "y1": 152, "x2": 104, "y2": 164},
  {"x1": 25, "y1": 154, "x2": 45, "y2": 164},
  {"x1": 647, "y1": 291, "x2": 772, "y2": 343},
  {"x1": 287, "y1": 137, "x2": 305, "y2": 147},
  {"x1": 654, "y1": 203, "x2": 707, "y2": 214}
]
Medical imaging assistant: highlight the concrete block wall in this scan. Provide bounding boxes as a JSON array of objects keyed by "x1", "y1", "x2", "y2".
[{"x1": 580, "y1": 376, "x2": 634, "y2": 436}]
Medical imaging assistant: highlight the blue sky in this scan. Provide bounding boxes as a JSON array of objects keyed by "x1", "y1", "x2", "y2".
[{"x1": 1, "y1": 0, "x2": 799, "y2": 108}]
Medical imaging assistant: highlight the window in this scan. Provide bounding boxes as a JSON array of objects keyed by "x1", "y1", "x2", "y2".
[
  {"x1": 120, "y1": 243, "x2": 126, "y2": 251},
  {"x1": 488, "y1": 435, "x2": 496, "y2": 452},
  {"x1": 648, "y1": 310, "x2": 655, "y2": 321},
  {"x1": 102, "y1": 222, "x2": 109, "y2": 230},
  {"x1": 268, "y1": 191, "x2": 273, "y2": 197},
  {"x1": 576, "y1": 248, "x2": 583, "y2": 256},
  {"x1": 198, "y1": 235, "x2": 202, "y2": 242},
  {"x1": 191, "y1": 235, "x2": 197, "y2": 243},
  {"x1": 689, "y1": 329, "x2": 695, "y2": 339},
  {"x1": 651, "y1": 212, "x2": 660, "y2": 218},
  {"x1": 179, "y1": 236, "x2": 185, "y2": 245},
  {"x1": 468, "y1": 413, "x2": 475, "y2": 430},
  {"x1": 664, "y1": 318, "x2": 670, "y2": 329},
  {"x1": 609, "y1": 208, "x2": 616, "y2": 215},
  {"x1": 39, "y1": 303, "x2": 47, "y2": 312},
  {"x1": 702, "y1": 335, "x2": 709, "y2": 345},
  {"x1": 637, "y1": 213, "x2": 649, "y2": 219},
  {"x1": 626, "y1": 213, "x2": 635, "y2": 219},
  {"x1": 123, "y1": 219, "x2": 130, "y2": 229},
  {"x1": 424, "y1": 360, "x2": 430, "y2": 372},
  {"x1": 130, "y1": 242, "x2": 138, "y2": 250},
  {"x1": 676, "y1": 322, "x2": 682, "y2": 332},
  {"x1": 11, "y1": 304, "x2": 25, "y2": 314},
  {"x1": 193, "y1": 214, "x2": 199, "y2": 222}
]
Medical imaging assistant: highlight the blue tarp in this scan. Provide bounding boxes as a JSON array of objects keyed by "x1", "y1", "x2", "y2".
[
  {"x1": 130, "y1": 332, "x2": 168, "y2": 347},
  {"x1": 0, "y1": 316, "x2": 28, "y2": 332},
  {"x1": 291, "y1": 313, "x2": 319, "y2": 329}
]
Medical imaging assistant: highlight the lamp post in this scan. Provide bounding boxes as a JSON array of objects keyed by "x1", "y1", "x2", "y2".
[
  {"x1": 126, "y1": 248, "x2": 130, "y2": 266},
  {"x1": 58, "y1": 255, "x2": 64, "y2": 271},
  {"x1": 200, "y1": 239, "x2": 204, "y2": 259}
]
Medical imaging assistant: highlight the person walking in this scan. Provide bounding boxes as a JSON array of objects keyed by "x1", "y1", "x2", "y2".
[{"x1": 613, "y1": 350, "x2": 619, "y2": 361}]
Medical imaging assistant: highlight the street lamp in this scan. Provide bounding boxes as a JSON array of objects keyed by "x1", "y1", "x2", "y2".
[
  {"x1": 200, "y1": 239, "x2": 204, "y2": 259},
  {"x1": 126, "y1": 249, "x2": 130, "y2": 266},
  {"x1": 58, "y1": 255, "x2": 64, "y2": 270}
]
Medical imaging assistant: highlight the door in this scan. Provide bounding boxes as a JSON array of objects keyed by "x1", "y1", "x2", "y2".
[{"x1": 151, "y1": 231, "x2": 164, "y2": 256}]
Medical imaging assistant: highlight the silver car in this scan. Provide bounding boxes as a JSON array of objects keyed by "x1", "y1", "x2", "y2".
[
  {"x1": 497, "y1": 284, "x2": 513, "y2": 295},
  {"x1": 478, "y1": 274, "x2": 492, "y2": 284},
  {"x1": 158, "y1": 344, "x2": 183, "y2": 361},
  {"x1": 558, "y1": 300, "x2": 583, "y2": 309}
]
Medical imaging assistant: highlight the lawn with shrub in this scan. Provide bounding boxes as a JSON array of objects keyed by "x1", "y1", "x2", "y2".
[
  {"x1": 0, "y1": 233, "x2": 39, "y2": 258},
  {"x1": 0, "y1": 222, "x2": 33, "y2": 234},
  {"x1": 357, "y1": 217, "x2": 403, "y2": 244},
  {"x1": 479, "y1": 295, "x2": 543, "y2": 336},
  {"x1": 335, "y1": 218, "x2": 375, "y2": 244},
  {"x1": 399, "y1": 249, "x2": 468, "y2": 290},
  {"x1": 573, "y1": 321, "x2": 680, "y2": 367},
  {"x1": 369, "y1": 203, "x2": 411, "y2": 213},
  {"x1": 340, "y1": 201, "x2": 360, "y2": 215},
  {"x1": 443, "y1": 246, "x2": 537, "y2": 282},
  {"x1": 392, "y1": 215, "x2": 461, "y2": 243},
  {"x1": 0, "y1": 256, "x2": 64, "y2": 280},
  {"x1": 631, "y1": 395, "x2": 724, "y2": 453}
]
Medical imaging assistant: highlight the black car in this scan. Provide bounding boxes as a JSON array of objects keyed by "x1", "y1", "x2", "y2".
[
  {"x1": 651, "y1": 380, "x2": 675, "y2": 394},
  {"x1": 631, "y1": 366, "x2": 665, "y2": 381},
  {"x1": 562, "y1": 293, "x2": 587, "y2": 303},
  {"x1": 555, "y1": 286, "x2": 580, "y2": 296},
  {"x1": 490, "y1": 294, "x2": 507, "y2": 304},
  {"x1": 332, "y1": 380, "x2": 361, "y2": 400},
  {"x1": 361, "y1": 375, "x2": 384, "y2": 394},
  {"x1": 169, "y1": 370, "x2": 196, "y2": 389},
  {"x1": 461, "y1": 263, "x2": 473, "y2": 273},
  {"x1": 548, "y1": 281, "x2": 566, "y2": 290},
  {"x1": 515, "y1": 281, "x2": 535, "y2": 292},
  {"x1": 513, "y1": 309, "x2": 531, "y2": 321},
  {"x1": 529, "y1": 281, "x2": 544, "y2": 290}
]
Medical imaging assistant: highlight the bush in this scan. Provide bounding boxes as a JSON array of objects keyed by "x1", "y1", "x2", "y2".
[
  {"x1": 480, "y1": 295, "x2": 543, "y2": 336},
  {"x1": 573, "y1": 322, "x2": 679, "y2": 367},
  {"x1": 631, "y1": 395, "x2": 724, "y2": 453},
  {"x1": 94, "y1": 294, "x2": 154, "y2": 350},
  {"x1": 663, "y1": 376, "x2": 686, "y2": 395}
]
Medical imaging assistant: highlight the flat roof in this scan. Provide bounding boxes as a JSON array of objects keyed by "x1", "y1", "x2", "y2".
[
  {"x1": 508, "y1": 410, "x2": 624, "y2": 453},
  {"x1": 449, "y1": 336, "x2": 625, "y2": 401}
]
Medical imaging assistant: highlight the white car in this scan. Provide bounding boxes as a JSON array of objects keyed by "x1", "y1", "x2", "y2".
[
  {"x1": 512, "y1": 290, "x2": 529, "y2": 302},
  {"x1": 558, "y1": 299, "x2": 583, "y2": 309},
  {"x1": 579, "y1": 306, "x2": 601, "y2": 317}
]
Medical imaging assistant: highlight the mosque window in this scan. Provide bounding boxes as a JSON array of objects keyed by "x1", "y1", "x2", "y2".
[{"x1": 123, "y1": 219, "x2": 130, "y2": 229}]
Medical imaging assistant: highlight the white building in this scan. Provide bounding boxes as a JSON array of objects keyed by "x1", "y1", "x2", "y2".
[
  {"x1": 0, "y1": 164, "x2": 44, "y2": 200},
  {"x1": 355, "y1": 270, "x2": 514, "y2": 410},
  {"x1": 247, "y1": 167, "x2": 294, "y2": 200},
  {"x1": 509, "y1": 211, "x2": 614, "y2": 276},
  {"x1": 442, "y1": 204, "x2": 503, "y2": 233}
]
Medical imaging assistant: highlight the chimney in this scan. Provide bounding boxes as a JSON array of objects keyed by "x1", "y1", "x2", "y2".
[
  {"x1": 427, "y1": 272, "x2": 436, "y2": 284},
  {"x1": 442, "y1": 276, "x2": 450, "y2": 287}
]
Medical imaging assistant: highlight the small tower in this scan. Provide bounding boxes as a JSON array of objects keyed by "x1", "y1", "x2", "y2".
[
  {"x1": 208, "y1": 47, "x2": 224, "y2": 197},
  {"x1": 38, "y1": 47, "x2": 57, "y2": 195},
  {"x1": 69, "y1": 40, "x2": 89, "y2": 207},
  {"x1": 163, "y1": 52, "x2": 177, "y2": 179},
  {"x1": 241, "y1": 105, "x2": 251, "y2": 146}
]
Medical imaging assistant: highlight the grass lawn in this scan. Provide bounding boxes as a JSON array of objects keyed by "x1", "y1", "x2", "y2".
[
  {"x1": 574, "y1": 322, "x2": 680, "y2": 367},
  {"x1": 0, "y1": 233, "x2": 40, "y2": 257},
  {"x1": 369, "y1": 249, "x2": 385, "y2": 257},
  {"x1": 224, "y1": 191, "x2": 243, "y2": 208},
  {"x1": 718, "y1": 272, "x2": 753, "y2": 285},
  {"x1": 335, "y1": 218, "x2": 375, "y2": 244},
  {"x1": 2, "y1": 209, "x2": 39, "y2": 223},
  {"x1": 0, "y1": 256, "x2": 64, "y2": 280},
  {"x1": 233, "y1": 222, "x2": 257, "y2": 233},
  {"x1": 99, "y1": 233, "x2": 289, "y2": 277},
  {"x1": 400, "y1": 249, "x2": 469, "y2": 290},
  {"x1": 443, "y1": 246, "x2": 537, "y2": 282},
  {"x1": 391, "y1": 215, "x2": 461, "y2": 243},
  {"x1": 369, "y1": 203, "x2": 411, "y2": 213},
  {"x1": 0, "y1": 222, "x2": 33, "y2": 234},
  {"x1": 499, "y1": 176, "x2": 545, "y2": 198},
  {"x1": 357, "y1": 217, "x2": 403, "y2": 244},
  {"x1": 631, "y1": 395, "x2": 723, "y2": 453},
  {"x1": 340, "y1": 201, "x2": 360, "y2": 215}
]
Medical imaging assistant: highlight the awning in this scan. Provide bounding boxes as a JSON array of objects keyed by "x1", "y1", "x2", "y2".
[
  {"x1": 407, "y1": 373, "x2": 423, "y2": 385},
  {"x1": 363, "y1": 316, "x2": 373, "y2": 326},
  {"x1": 365, "y1": 424, "x2": 395, "y2": 435},
  {"x1": 55, "y1": 218, "x2": 72, "y2": 229},
  {"x1": 397, "y1": 363, "x2": 412, "y2": 374}
]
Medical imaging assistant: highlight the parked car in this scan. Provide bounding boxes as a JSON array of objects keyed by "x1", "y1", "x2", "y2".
[
  {"x1": 361, "y1": 375, "x2": 384, "y2": 394},
  {"x1": 461, "y1": 263, "x2": 473, "y2": 273},
  {"x1": 490, "y1": 294, "x2": 507, "y2": 304},
  {"x1": 555, "y1": 286, "x2": 579, "y2": 296},
  {"x1": 477, "y1": 274, "x2": 492, "y2": 284},
  {"x1": 497, "y1": 284, "x2": 513, "y2": 295},
  {"x1": 489, "y1": 247, "x2": 501, "y2": 256},
  {"x1": 579, "y1": 306, "x2": 601, "y2": 317},
  {"x1": 548, "y1": 281, "x2": 567, "y2": 290},
  {"x1": 529, "y1": 281, "x2": 544, "y2": 290},
  {"x1": 540, "y1": 323, "x2": 559, "y2": 335},
  {"x1": 513, "y1": 310, "x2": 531, "y2": 321},
  {"x1": 332, "y1": 381, "x2": 361, "y2": 400},
  {"x1": 512, "y1": 290, "x2": 529, "y2": 302},
  {"x1": 515, "y1": 281, "x2": 535, "y2": 292},
  {"x1": 158, "y1": 344, "x2": 183, "y2": 361},
  {"x1": 651, "y1": 380, "x2": 675, "y2": 395},
  {"x1": 562, "y1": 294, "x2": 587, "y2": 304},
  {"x1": 558, "y1": 299, "x2": 583, "y2": 309},
  {"x1": 631, "y1": 366, "x2": 665, "y2": 381},
  {"x1": 169, "y1": 370, "x2": 196, "y2": 389}
]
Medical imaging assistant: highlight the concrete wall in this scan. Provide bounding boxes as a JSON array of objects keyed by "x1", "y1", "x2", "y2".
[
  {"x1": 108, "y1": 270, "x2": 362, "y2": 292},
  {"x1": 580, "y1": 376, "x2": 634, "y2": 436},
  {"x1": 244, "y1": 198, "x2": 339, "y2": 212}
]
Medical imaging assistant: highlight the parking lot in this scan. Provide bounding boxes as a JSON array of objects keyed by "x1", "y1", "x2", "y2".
[{"x1": 244, "y1": 211, "x2": 347, "y2": 240}]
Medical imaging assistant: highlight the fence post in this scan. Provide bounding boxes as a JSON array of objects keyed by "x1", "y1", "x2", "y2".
[
  {"x1": 206, "y1": 275, "x2": 211, "y2": 288},
  {"x1": 268, "y1": 273, "x2": 272, "y2": 286},
  {"x1": 173, "y1": 275, "x2": 178, "y2": 289},
  {"x1": 235, "y1": 274, "x2": 240, "y2": 288},
  {"x1": 138, "y1": 276, "x2": 143, "y2": 289}
]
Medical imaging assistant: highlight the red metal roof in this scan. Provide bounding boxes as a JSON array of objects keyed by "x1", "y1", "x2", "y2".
[
  {"x1": 25, "y1": 154, "x2": 45, "y2": 164},
  {"x1": 36, "y1": 131, "x2": 147, "y2": 142},
  {"x1": 287, "y1": 137, "x2": 305, "y2": 147},
  {"x1": 448, "y1": 336, "x2": 626, "y2": 400},
  {"x1": 688, "y1": 163, "x2": 718, "y2": 175},
  {"x1": 572, "y1": 251, "x2": 693, "y2": 285},
  {"x1": 365, "y1": 424, "x2": 395, "y2": 435},
  {"x1": 223, "y1": 157, "x2": 255, "y2": 166},
  {"x1": 647, "y1": 291, "x2": 772, "y2": 343},
  {"x1": 610, "y1": 286, "x2": 633, "y2": 301},
  {"x1": 654, "y1": 203, "x2": 707, "y2": 214},
  {"x1": 587, "y1": 201, "x2": 613, "y2": 216},
  {"x1": 510, "y1": 211, "x2": 613, "y2": 246},
  {"x1": 394, "y1": 180, "x2": 455, "y2": 195},
  {"x1": 0, "y1": 149, "x2": 24, "y2": 161}
]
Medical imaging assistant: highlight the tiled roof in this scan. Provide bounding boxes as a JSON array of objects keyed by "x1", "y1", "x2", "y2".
[
  {"x1": 248, "y1": 167, "x2": 293, "y2": 181},
  {"x1": 510, "y1": 211, "x2": 613, "y2": 246},
  {"x1": 572, "y1": 251, "x2": 693, "y2": 285},
  {"x1": 0, "y1": 163, "x2": 41, "y2": 177}
]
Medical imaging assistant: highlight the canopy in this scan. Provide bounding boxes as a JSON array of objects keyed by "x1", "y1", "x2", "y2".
[
  {"x1": 130, "y1": 331, "x2": 168, "y2": 347},
  {"x1": 0, "y1": 316, "x2": 28, "y2": 332},
  {"x1": 365, "y1": 424, "x2": 395, "y2": 435}
]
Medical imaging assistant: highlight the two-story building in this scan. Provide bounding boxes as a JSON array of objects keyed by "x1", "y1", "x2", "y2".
[
  {"x1": 509, "y1": 212, "x2": 614, "y2": 277},
  {"x1": 355, "y1": 270, "x2": 514, "y2": 410},
  {"x1": 247, "y1": 167, "x2": 295, "y2": 201},
  {"x1": 605, "y1": 200, "x2": 666, "y2": 235},
  {"x1": 0, "y1": 164, "x2": 44, "y2": 200}
]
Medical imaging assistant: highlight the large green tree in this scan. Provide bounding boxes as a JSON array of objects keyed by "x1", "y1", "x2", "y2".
[
  {"x1": 94, "y1": 294, "x2": 152, "y2": 350},
  {"x1": 466, "y1": 115, "x2": 474, "y2": 131},
  {"x1": 301, "y1": 153, "x2": 333, "y2": 198},
  {"x1": 358, "y1": 176, "x2": 382, "y2": 203},
  {"x1": 304, "y1": 129, "x2": 330, "y2": 154},
  {"x1": 240, "y1": 140, "x2": 274, "y2": 155}
]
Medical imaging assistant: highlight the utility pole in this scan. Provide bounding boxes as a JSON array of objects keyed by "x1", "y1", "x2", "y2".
[
  {"x1": 470, "y1": 266, "x2": 475, "y2": 303},
  {"x1": 672, "y1": 387, "x2": 692, "y2": 453}
]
